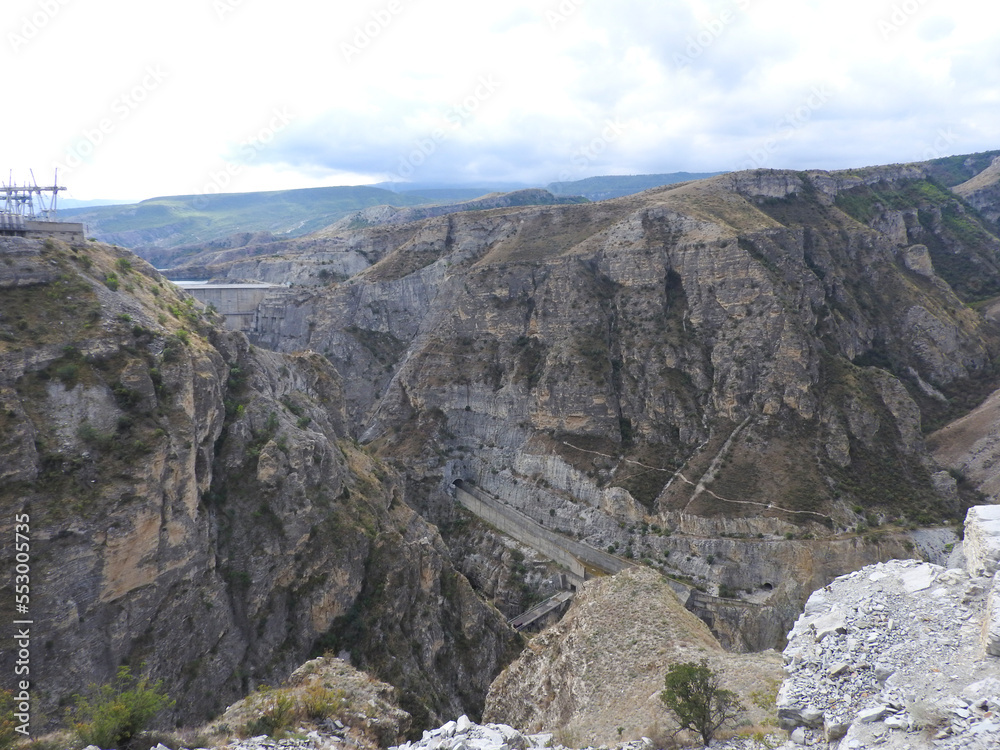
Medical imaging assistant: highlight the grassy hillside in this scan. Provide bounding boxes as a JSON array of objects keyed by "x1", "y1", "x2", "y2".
[
  {"x1": 547, "y1": 172, "x2": 726, "y2": 200},
  {"x1": 59, "y1": 185, "x2": 506, "y2": 254},
  {"x1": 832, "y1": 176, "x2": 1000, "y2": 302},
  {"x1": 918, "y1": 150, "x2": 1000, "y2": 187}
]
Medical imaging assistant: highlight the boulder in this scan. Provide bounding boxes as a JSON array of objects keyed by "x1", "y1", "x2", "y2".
[{"x1": 964, "y1": 506, "x2": 1000, "y2": 576}]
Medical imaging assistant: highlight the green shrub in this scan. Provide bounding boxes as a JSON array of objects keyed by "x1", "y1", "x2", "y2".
[
  {"x1": 661, "y1": 660, "x2": 744, "y2": 746},
  {"x1": 163, "y1": 335, "x2": 185, "y2": 362},
  {"x1": 718, "y1": 584, "x2": 738, "y2": 599},
  {"x1": 299, "y1": 685, "x2": 347, "y2": 720},
  {"x1": 54, "y1": 363, "x2": 80, "y2": 383},
  {"x1": 105, "y1": 273, "x2": 120, "y2": 291},
  {"x1": 242, "y1": 687, "x2": 295, "y2": 738},
  {"x1": 112, "y1": 382, "x2": 142, "y2": 410},
  {"x1": 77, "y1": 422, "x2": 115, "y2": 452},
  {"x1": 69, "y1": 666, "x2": 174, "y2": 749}
]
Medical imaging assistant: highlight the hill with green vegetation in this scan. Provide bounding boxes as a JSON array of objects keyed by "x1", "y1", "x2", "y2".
[
  {"x1": 547, "y1": 172, "x2": 726, "y2": 200},
  {"x1": 58, "y1": 185, "x2": 508, "y2": 260},
  {"x1": 918, "y1": 150, "x2": 1000, "y2": 187}
]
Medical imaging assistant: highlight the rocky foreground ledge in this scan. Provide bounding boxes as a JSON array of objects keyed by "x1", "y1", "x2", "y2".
[
  {"x1": 387, "y1": 716, "x2": 781, "y2": 750},
  {"x1": 778, "y1": 505, "x2": 1000, "y2": 749},
  {"x1": 91, "y1": 715, "x2": 781, "y2": 750},
  {"x1": 76, "y1": 506, "x2": 1000, "y2": 750}
]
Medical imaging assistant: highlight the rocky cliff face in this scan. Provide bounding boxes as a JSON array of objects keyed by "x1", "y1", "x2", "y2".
[
  {"x1": 6, "y1": 154, "x2": 1000, "y2": 740},
  {"x1": 253, "y1": 168, "x2": 998, "y2": 519},
  {"x1": 953, "y1": 156, "x2": 1000, "y2": 225},
  {"x1": 0, "y1": 237, "x2": 520, "y2": 730},
  {"x1": 159, "y1": 190, "x2": 586, "y2": 284},
  {"x1": 242, "y1": 164, "x2": 1000, "y2": 649}
]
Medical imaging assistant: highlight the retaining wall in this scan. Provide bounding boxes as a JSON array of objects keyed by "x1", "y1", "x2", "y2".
[{"x1": 455, "y1": 483, "x2": 634, "y2": 579}]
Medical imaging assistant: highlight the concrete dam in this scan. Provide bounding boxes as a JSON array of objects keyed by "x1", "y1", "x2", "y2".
[
  {"x1": 452, "y1": 480, "x2": 634, "y2": 588},
  {"x1": 173, "y1": 282, "x2": 286, "y2": 331}
]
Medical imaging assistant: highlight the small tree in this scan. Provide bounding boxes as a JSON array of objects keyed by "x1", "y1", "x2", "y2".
[
  {"x1": 69, "y1": 665, "x2": 174, "y2": 749},
  {"x1": 660, "y1": 659, "x2": 744, "y2": 746}
]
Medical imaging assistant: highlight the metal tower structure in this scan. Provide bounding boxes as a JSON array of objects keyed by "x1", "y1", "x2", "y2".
[{"x1": 1, "y1": 170, "x2": 66, "y2": 220}]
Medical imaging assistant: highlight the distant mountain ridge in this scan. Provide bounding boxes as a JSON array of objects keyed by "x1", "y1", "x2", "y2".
[
  {"x1": 160, "y1": 189, "x2": 588, "y2": 277},
  {"x1": 57, "y1": 173, "x2": 735, "y2": 256},
  {"x1": 58, "y1": 185, "x2": 507, "y2": 261},
  {"x1": 59, "y1": 197, "x2": 138, "y2": 209},
  {"x1": 546, "y1": 172, "x2": 727, "y2": 200},
  {"x1": 58, "y1": 157, "x2": 1000, "y2": 267}
]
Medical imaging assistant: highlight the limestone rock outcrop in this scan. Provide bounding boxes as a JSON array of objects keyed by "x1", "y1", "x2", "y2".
[
  {"x1": 251, "y1": 167, "x2": 998, "y2": 530},
  {"x1": 213, "y1": 656, "x2": 413, "y2": 748},
  {"x1": 0, "y1": 237, "x2": 520, "y2": 729},
  {"x1": 777, "y1": 505, "x2": 1000, "y2": 748},
  {"x1": 240, "y1": 165, "x2": 1000, "y2": 650},
  {"x1": 930, "y1": 393, "x2": 1000, "y2": 504},
  {"x1": 953, "y1": 155, "x2": 1000, "y2": 225}
]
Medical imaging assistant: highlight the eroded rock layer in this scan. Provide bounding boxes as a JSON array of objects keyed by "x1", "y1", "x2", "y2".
[
  {"x1": 0, "y1": 237, "x2": 520, "y2": 729},
  {"x1": 244, "y1": 165, "x2": 1000, "y2": 648}
]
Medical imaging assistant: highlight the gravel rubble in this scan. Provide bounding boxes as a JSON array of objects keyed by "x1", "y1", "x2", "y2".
[{"x1": 777, "y1": 558, "x2": 1000, "y2": 749}]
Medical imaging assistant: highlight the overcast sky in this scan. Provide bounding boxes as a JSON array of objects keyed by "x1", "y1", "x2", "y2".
[{"x1": 4, "y1": 0, "x2": 999, "y2": 201}]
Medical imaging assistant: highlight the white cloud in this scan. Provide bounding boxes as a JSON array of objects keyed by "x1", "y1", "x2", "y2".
[{"x1": 2, "y1": 0, "x2": 997, "y2": 200}]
